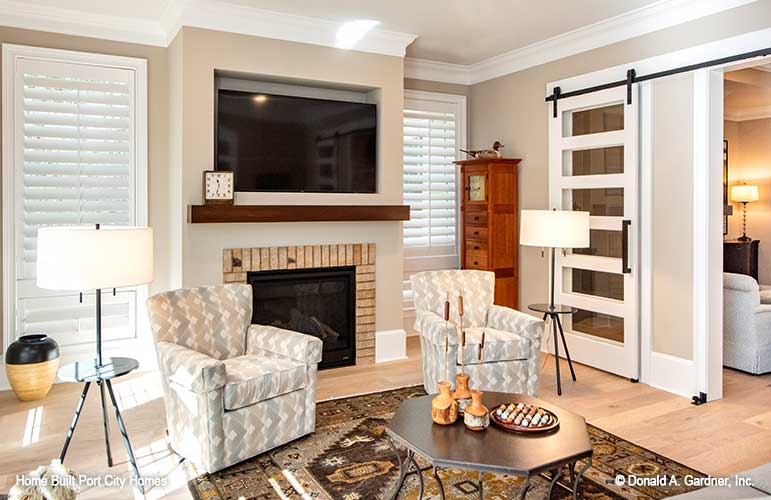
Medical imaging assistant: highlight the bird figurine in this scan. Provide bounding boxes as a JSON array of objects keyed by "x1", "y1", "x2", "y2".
[{"x1": 460, "y1": 141, "x2": 504, "y2": 159}]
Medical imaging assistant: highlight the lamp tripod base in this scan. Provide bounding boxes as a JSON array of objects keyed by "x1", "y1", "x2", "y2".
[{"x1": 58, "y1": 357, "x2": 143, "y2": 494}]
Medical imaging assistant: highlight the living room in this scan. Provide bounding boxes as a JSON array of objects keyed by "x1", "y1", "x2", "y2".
[{"x1": 0, "y1": 1, "x2": 770, "y2": 499}]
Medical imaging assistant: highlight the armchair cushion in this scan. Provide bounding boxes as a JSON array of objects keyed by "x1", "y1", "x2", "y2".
[
  {"x1": 222, "y1": 354, "x2": 306, "y2": 411},
  {"x1": 147, "y1": 284, "x2": 252, "y2": 360},
  {"x1": 411, "y1": 270, "x2": 494, "y2": 327},
  {"x1": 246, "y1": 324, "x2": 323, "y2": 364},
  {"x1": 156, "y1": 341, "x2": 226, "y2": 393},
  {"x1": 458, "y1": 327, "x2": 530, "y2": 365}
]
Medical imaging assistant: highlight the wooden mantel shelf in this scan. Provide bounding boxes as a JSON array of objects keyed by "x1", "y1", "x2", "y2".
[{"x1": 189, "y1": 204, "x2": 411, "y2": 223}]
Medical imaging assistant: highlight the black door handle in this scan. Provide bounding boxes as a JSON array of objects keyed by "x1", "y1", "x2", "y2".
[{"x1": 622, "y1": 219, "x2": 631, "y2": 273}]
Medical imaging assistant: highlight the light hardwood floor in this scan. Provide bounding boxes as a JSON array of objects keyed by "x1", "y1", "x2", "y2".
[{"x1": 1, "y1": 336, "x2": 769, "y2": 499}]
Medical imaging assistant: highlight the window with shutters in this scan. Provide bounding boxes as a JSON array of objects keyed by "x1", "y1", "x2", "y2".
[
  {"x1": 402, "y1": 91, "x2": 466, "y2": 321},
  {"x1": 2, "y1": 45, "x2": 148, "y2": 362}
]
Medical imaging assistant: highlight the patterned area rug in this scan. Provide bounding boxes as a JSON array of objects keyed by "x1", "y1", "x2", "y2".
[{"x1": 187, "y1": 386, "x2": 704, "y2": 499}]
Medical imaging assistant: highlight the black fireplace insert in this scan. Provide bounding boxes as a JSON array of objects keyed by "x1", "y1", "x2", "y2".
[{"x1": 247, "y1": 266, "x2": 356, "y2": 369}]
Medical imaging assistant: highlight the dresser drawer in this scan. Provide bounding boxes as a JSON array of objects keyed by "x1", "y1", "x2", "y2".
[
  {"x1": 465, "y1": 239, "x2": 487, "y2": 253},
  {"x1": 464, "y1": 226, "x2": 488, "y2": 240},
  {"x1": 465, "y1": 249, "x2": 488, "y2": 270},
  {"x1": 464, "y1": 211, "x2": 488, "y2": 226}
]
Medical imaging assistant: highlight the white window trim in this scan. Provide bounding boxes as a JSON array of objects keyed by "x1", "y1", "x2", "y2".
[
  {"x1": 1, "y1": 44, "x2": 148, "y2": 370},
  {"x1": 403, "y1": 89, "x2": 467, "y2": 262}
]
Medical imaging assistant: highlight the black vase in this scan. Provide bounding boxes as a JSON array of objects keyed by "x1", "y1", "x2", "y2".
[{"x1": 5, "y1": 334, "x2": 60, "y2": 401}]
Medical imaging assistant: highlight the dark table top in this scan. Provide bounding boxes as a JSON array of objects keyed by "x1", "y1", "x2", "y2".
[
  {"x1": 528, "y1": 303, "x2": 577, "y2": 315},
  {"x1": 58, "y1": 357, "x2": 139, "y2": 383},
  {"x1": 387, "y1": 392, "x2": 592, "y2": 476}
]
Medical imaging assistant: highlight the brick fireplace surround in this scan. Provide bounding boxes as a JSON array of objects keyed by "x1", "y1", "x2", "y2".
[{"x1": 222, "y1": 243, "x2": 376, "y2": 365}]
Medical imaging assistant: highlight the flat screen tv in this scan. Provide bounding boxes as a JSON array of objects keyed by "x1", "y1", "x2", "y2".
[{"x1": 216, "y1": 89, "x2": 377, "y2": 193}]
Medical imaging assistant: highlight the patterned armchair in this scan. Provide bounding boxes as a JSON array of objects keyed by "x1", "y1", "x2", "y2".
[
  {"x1": 411, "y1": 270, "x2": 544, "y2": 396},
  {"x1": 724, "y1": 272, "x2": 771, "y2": 374},
  {"x1": 146, "y1": 284, "x2": 322, "y2": 473}
]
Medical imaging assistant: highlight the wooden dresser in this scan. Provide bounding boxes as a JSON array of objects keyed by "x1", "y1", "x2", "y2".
[
  {"x1": 724, "y1": 240, "x2": 759, "y2": 281},
  {"x1": 454, "y1": 158, "x2": 521, "y2": 309}
]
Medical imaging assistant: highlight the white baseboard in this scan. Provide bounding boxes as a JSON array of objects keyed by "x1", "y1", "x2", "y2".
[
  {"x1": 375, "y1": 329, "x2": 407, "y2": 363},
  {"x1": 647, "y1": 352, "x2": 696, "y2": 399}
]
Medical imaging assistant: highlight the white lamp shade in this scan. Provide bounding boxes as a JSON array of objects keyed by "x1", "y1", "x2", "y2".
[
  {"x1": 520, "y1": 210, "x2": 590, "y2": 248},
  {"x1": 37, "y1": 226, "x2": 154, "y2": 290},
  {"x1": 731, "y1": 185, "x2": 759, "y2": 203}
]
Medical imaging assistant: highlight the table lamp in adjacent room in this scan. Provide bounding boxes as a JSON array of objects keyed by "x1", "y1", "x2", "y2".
[{"x1": 730, "y1": 184, "x2": 759, "y2": 242}]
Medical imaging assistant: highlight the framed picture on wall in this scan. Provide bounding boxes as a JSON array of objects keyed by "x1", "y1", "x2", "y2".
[{"x1": 724, "y1": 139, "x2": 729, "y2": 236}]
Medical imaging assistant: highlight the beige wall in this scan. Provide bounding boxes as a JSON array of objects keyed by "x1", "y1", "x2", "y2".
[
  {"x1": 726, "y1": 117, "x2": 771, "y2": 283},
  {"x1": 171, "y1": 27, "x2": 406, "y2": 332},
  {"x1": 469, "y1": 0, "x2": 771, "y2": 358},
  {"x1": 652, "y1": 74, "x2": 695, "y2": 360},
  {"x1": 0, "y1": 27, "x2": 172, "y2": 320}
]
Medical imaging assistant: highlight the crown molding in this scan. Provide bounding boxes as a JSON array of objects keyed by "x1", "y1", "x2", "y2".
[
  {"x1": 162, "y1": 0, "x2": 416, "y2": 56},
  {"x1": 725, "y1": 104, "x2": 771, "y2": 121},
  {"x1": 0, "y1": 0, "x2": 167, "y2": 46},
  {"x1": 405, "y1": 0, "x2": 759, "y2": 85},
  {"x1": 0, "y1": 0, "x2": 416, "y2": 57},
  {"x1": 404, "y1": 58, "x2": 472, "y2": 85}
]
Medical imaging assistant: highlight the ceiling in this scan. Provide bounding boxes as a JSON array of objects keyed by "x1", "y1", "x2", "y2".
[
  {"x1": 16, "y1": 0, "x2": 672, "y2": 65},
  {"x1": 224, "y1": 0, "x2": 662, "y2": 65},
  {"x1": 725, "y1": 67, "x2": 771, "y2": 121},
  {"x1": 3, "y1": 0, "x2": 759, "y2": 84}
]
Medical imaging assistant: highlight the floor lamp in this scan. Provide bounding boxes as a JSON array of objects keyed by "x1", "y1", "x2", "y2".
[
  {"x1": 37, "y1": 225, "x2": 153, "y2": 490},
  {"x1": 520, "y1": 209, "x2": 590, "y2": 395}
]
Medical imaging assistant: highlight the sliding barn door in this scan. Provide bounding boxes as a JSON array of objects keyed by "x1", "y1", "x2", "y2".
[{"x1": 548, "y1": 86, "x2": 639, "y2": 379}]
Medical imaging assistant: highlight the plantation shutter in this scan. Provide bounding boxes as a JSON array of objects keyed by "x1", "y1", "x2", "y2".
[
  {"x1": 402, "y1": 94, "x2": 465, "y2": 321},
  {"x1": 403, "y1": 108, "x2": 458, "y2": 254},
  {"x1": 10, "y1": 56, "x2": 140, "y2": 347}
]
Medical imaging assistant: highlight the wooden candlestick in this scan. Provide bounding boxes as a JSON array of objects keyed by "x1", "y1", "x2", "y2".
[
  {"x1": 453, "y1": 294, "x2": 472, "y2": 413},
  {"x1": 444, "y1": 292, "x2": 450, "y2": 385},
  {"x1": 463, "y1": 390, "x2": 490, "y2": 431},
  {"x1": 464, "y1": 326, "x2": 489, "y2": 430},
  {"x1": 431, "y1": 381, "x2": 458, "y2": 425}
]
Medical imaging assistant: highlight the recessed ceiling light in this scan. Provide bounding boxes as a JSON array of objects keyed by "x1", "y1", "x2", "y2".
[
  {"x1": 253, "y1": 94, "x2": 267, "y2": 103},
  {"x1": 336, "y1": 20, "x2": 380, "y2": 50}
]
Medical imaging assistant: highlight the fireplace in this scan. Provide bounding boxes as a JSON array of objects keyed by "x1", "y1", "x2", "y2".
[
  {"x1": 248, "y1": 266, "x2": 356, "y2": 369},
  {"x1": 223, "y1": 243, "x2": 376, "y2": 365}
]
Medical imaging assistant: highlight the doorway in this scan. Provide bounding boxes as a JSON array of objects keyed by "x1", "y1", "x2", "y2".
[{"x1": 546, "y1": 28, "x2": 771, "y2": 400}]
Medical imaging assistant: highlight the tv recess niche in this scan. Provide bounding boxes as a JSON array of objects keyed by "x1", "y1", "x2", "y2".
[{"x1": 215, "y1": 77, "x2": 378, "y2": 194}]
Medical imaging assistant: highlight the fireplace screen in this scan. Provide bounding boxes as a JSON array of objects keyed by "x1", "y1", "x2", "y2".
[{"x1": 248, "y1": 266, "x2": 356, "y2": 369}]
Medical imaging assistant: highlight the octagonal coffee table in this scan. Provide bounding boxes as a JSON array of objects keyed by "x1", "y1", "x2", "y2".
[{"x1": 386, "y1": 392, "x2": 593, "y2": 500}]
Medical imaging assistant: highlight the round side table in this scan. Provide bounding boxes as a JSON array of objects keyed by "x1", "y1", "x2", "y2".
[
  {"x1": 528, "y1": 303, "x2": 577, "y2": 396},
  {"x1": 58, "y1": 357, "x2": 143, "y2": 493}
]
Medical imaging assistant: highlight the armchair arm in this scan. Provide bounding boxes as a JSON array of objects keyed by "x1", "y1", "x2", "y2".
[
  {"x1": 486, "y1": 305, "x2": 545, "y2": 342},
  {"x1": 246, "y1": 324, "x2": 323, "y2": 364},
  {"x1": 155, "y1": 341, "x2": 226, "y2": 393},
  {"x1": 415, "y1": 310, "x2": 458, "y2": 346},
  {"x1": 754, "y1": 304, "x2": 771, "y2": 328}
]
